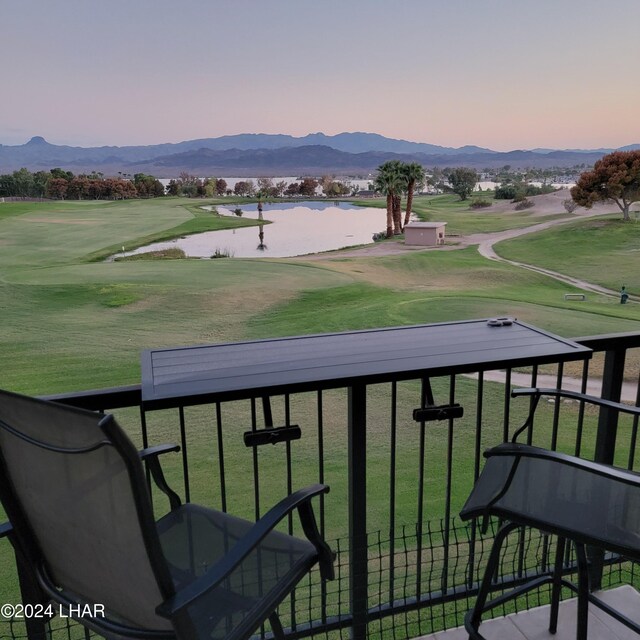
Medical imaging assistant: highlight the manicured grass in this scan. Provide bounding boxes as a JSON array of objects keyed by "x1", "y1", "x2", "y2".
[
  {"x1": 496, "y1": 214, "x2": 640, "y2": 293},
  {"x1": 0, "y1": 200, "x2": 112, "y2": 220},
  {"x1": 247, "y1": 280, "x2": 640, "y2": 341},
  {"x1": 1, "y1": 203, "x2": 638, "y2": 505},
  {"x1": 1, "y1": 260, "x2": 352, "y2": 393},
  {"x1": 3, "y1": 198, "x2": 639, "y2": 394},
  {"x1": 0, "y1": 198, "x2": 265, "y2": 268},
  {"x1": 354, "y1": 194, "x2": 567, "y2": 235},
  {"x1": 82, "y1": 199, "x2": 265, "y2": 261},
  {"x1": 1, "y1": 196, "x2": 640, "y2": 621},
  {"x1": 410, "y1": 194, "x2": 569, "y2": 235}
]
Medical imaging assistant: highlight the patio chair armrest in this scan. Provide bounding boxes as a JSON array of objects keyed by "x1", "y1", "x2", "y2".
[
  {"x1": 510, "y1": 388, "x2": 640, "y2": 442},
  {"x1": 139, "y1": 443, "x2": 181, "y2": 461},
  {"x1": 512, "y1": 387, "x2": 640, "y2": 416},
  {"x1": 157, "y1": 484, "x2": 332, "y2": 618},
  {"x1": 139, "y1": 444, "x2": 182, "y2": 510}
]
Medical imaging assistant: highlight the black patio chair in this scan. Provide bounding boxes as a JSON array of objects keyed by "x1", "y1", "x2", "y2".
[
  {"x1": 461, "y1": 387, "x2": 640, "y2": 640},
  {"x1": 0, "y1": 388, "x2": 334, "y2": 640}
]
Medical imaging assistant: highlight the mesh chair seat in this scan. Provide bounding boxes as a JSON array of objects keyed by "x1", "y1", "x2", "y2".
[
  {"x1": 157, "y1": 504, "x2": 318, "y2": 640},
  {"x1": 461, "y1": 442, "x2": 640, "y2": 558}
]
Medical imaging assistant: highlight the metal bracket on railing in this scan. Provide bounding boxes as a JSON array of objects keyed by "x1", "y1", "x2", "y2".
[
  {"x1": 413, "y1": 377, "x2": 464, "y2": 423},
  {"x1": 243, "y1": 425, "x2": 301, "y2": 447},
  {"x1": 413, "y1": 404, "x2": 464, "y2": 423}
]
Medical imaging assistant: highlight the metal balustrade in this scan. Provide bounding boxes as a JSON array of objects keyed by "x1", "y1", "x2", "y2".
[{"x1": 2, "y1": 330, "x2": 640, "y2": 640}]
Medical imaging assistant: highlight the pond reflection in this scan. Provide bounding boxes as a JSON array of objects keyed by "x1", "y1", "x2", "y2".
[
  {"x1": 257, "y1": 207, "x2": 267, "y2": 251},
  {"x1": 128, "y1": 200, "x2": 388, "y2": 258}
]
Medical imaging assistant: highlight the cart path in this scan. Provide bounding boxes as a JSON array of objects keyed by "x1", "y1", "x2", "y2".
[
  {"x1": 305, "y1": 206, "x2": 626, "y2": 298},
  {"x1": 465, "y1": 370, "x2": 638, "y2": 402},
  {"x1": 470, "y1": 211, "x2": 623, "y2": 299}
]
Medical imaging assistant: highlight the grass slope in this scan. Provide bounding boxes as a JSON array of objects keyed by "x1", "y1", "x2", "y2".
[
  {"x1": 1, "y1": 196, "x2": 640, "y2": 618},
  {"x1": 496, "y1": 215, "x2": 640, "y2": 293},
  {"x1": 2, "y1": 198, "x2": 640, "y2": 393}
]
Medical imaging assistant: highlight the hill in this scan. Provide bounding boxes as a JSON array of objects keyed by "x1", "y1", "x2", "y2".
[{"x1": 0, "y1": 132, "x2": 635, "y2": 175}]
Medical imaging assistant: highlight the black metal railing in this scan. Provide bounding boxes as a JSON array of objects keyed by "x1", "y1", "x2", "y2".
[{"x1": 2, "y1": 330, "x2": 640, "y2": 640}]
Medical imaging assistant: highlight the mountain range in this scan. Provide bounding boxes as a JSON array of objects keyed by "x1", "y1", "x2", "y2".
[{"x1": 1, "y1": 132, "x2": 638, "y2": 176}]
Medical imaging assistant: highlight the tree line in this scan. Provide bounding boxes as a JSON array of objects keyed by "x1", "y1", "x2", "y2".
[
  {"x1": 0, "y1": 168, "x2": 358, "y2": 201},
  {"x1": 166, "y1": 174, "x2": 356, "y2": 198},
  {"x1": 0, "y1": 168, "x2": 164, "y2": 200},
  {"x1": 12, "y1": 155, "x2": 635, "y2": 221}
]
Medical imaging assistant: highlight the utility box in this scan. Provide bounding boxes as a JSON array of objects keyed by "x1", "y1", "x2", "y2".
[{"x1": 404, "y1": 222, "x2": 447, "y2": 246}]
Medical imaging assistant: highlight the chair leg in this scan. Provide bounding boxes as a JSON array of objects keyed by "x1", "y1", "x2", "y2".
[
  {"x1": 549, "y1": 536, "x2": 566, "y2": 634},
  {"x1": 575, "y1": 542, "x2": 589, "y2": 640},
  {"x1": 467, "y1": 521, "x2": 519, "y2": 634},
  {"x1": 269, "y1": 612, "x2": 285, "y2": 640}
]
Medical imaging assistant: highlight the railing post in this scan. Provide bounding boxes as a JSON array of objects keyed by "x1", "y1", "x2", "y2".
[
  {"x1": 348, "y1": 384, "x2": 368, "y2": 640},
  {"x1": 590, "y1": 347, "x2": 626, "y2": 589},
  {"x1": 594, "y1": 347, "x2": 626, "y2": 464}
]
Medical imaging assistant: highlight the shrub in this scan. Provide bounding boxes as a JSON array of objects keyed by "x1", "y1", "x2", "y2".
[
  {"x1": 495, "y1": 183, "x2": 557, "y2": 200},
  {"x1": 211, "y1": 248, "x2": 233, "y2": 258},
  {"x1": 495, "y1": 184, "x2": 520, "y2": 200},
  {"x1": 116, "y1": 248, "x2": 186, "y2": 261},
  {"x1": 514, "y1": 198, "x2": 534, "y2": 210},
  {"x1": 470, "y1": 198, "x2": 492, "y2": 209}
]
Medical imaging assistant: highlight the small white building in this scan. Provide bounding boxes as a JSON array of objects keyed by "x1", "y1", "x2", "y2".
[{"x1": 404, "y1": 222, "x2": 447, "y2": 246}]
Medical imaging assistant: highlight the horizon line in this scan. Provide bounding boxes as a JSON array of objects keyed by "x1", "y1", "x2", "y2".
[{"x1": 2, "y1": 132, "x2": 638, "y2": 155}]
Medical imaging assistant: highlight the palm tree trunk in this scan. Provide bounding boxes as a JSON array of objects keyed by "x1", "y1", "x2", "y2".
[
  {"x1": 386, "y1": 193, "x2": 393, "y2": 237},
  {"x1": 404, "y1": 180, "x2": 415, "y2": 226},
  {"x1": 393, "y1": 194, "x2": 402, "y2": 234}
]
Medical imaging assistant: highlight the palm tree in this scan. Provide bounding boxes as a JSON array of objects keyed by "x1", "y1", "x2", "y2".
[
  {"x1": 374, "y1": 165, "x2": 396, "y2": 238},
  {"x1": 374, "y1": 161, "x2": 406, "y2": 236},
  {"x1": 403, "y1": 163, "x2": 425, "y2": 227}
]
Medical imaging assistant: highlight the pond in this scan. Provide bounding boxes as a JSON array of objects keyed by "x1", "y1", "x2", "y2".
[{"x1": 127, "y1": 201, "x2": 390, "y2": 259}]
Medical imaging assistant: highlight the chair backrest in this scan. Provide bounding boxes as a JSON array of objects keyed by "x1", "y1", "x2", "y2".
[{"x1": 0, "y1": 389, "x2": 174, "y2": 631}]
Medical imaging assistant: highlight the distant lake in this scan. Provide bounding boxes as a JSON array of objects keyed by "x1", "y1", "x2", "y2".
[{"x1": 127, "y1": 201, "x2": 390, "y2": 259}]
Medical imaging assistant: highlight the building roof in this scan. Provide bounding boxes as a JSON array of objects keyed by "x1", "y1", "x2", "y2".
[{"x1": 404, "y1": 222, "x2": 447, "y2": 228}]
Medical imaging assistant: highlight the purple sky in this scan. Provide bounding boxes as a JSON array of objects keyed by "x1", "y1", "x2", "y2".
[{"x1": 2, "y1": 0, "x2": 639, "y2": 151}]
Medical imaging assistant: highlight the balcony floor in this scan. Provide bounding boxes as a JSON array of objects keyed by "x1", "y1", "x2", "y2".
[{"x1": 424, "y1": 585, "x2": 640, "y2": 640}]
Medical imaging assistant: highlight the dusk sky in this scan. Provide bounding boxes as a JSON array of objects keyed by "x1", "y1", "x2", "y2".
[{"x1": 3, "y1": 0, "x2": 639, "y2": 151}]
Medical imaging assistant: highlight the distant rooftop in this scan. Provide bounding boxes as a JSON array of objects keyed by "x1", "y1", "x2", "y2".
[{"x1": 405, "y1": 222, "x2": 447, "y2": 228}]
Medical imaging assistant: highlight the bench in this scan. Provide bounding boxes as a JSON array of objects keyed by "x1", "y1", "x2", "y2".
[{"x1": 564, "y1": 293, "x2": 586, "y2": 301}]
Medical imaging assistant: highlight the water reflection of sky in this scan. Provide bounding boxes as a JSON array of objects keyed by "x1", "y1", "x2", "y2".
[{"x1": 128, "y1": 201, "x2": 389, "y2": 258}]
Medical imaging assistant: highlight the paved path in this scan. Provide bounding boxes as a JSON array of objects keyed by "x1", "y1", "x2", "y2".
[
  {"x1": 470, "y1": 211, "x2": 623, "y2": 299},
  {"x1": 465, "y1": 370, "x2": 638, "y2": 402},
  {"x1": 306, "y1": 204, "x2": 630, "y2": 300}
]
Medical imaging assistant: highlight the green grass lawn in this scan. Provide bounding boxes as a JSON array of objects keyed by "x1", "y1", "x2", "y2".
[
  {"x1": 354, "y1": 194, "x2": 567, "y2": 235},
  {"x1": 496, "y1": 214, "x2": 640, "y2": 293},
  {"x1": 410, "y1": 194, "x2": 567, "y2": 234},
  {"x1": 2, "y1": 197, "x2": 639, "y2": 393},
  {"x1": 1, "y1": 196, "x2": 640, "y2": 626}
]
